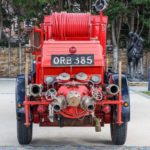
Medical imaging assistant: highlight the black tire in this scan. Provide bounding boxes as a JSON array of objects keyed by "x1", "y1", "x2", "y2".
[
  {"x1": 110, "y1": 122, "x2": 127, "y2": 145},
  {"x1": 17, "y1": 119, "x2": 33, "y2": 145}
]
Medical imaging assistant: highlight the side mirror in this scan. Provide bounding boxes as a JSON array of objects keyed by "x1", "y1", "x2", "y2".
[{"x1": 95, "y1": 0, "x2": 108, "y2": 12}]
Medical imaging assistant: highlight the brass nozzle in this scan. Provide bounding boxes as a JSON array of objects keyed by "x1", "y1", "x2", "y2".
[{"x1": 95, "y1": 117, "x2": 101, "y2": 132}]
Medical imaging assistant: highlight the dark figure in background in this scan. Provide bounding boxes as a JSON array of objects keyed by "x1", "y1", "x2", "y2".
[
  {"x1": 68, "y1": 0, "x2": 108, "y2": 12},
  {"x1": 127, "y1": 32, "x2": 144, "y2": 80},
  {"x1": 69, "y1": 0, "x2": 81, "y2": 12}
]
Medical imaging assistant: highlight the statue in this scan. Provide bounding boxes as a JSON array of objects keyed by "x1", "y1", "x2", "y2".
[{"x1": 127, "y1": 32, "x2": 144, "y2": 80}]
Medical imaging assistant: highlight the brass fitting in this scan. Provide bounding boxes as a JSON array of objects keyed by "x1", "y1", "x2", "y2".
[{"x1": 95, "y1": 117, "x2": 101, "y2": 132}]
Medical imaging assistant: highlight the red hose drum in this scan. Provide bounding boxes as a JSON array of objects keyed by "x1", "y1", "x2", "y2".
[{"x1": 51, "y1": 12, "x2": 91, "y2": 39}]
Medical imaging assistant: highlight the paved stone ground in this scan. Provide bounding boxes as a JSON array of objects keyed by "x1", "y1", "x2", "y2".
[
  {"x1": 129, "y1": 86, "x2": 148, "y2": 92},
  {"x1": 130, "y1": 86, "x2": 150, "y2": 99},
  {"x1": 0, "y1": 146, "x2": 150, "y2": 150},
  {"x1": 0, "y1": 79, "x2": 150, "y2": 149}
]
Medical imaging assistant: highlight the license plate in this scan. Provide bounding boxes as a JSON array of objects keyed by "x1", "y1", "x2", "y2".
[{"x1": 51, "y1": 54, "x2": 94, "y2": 66}]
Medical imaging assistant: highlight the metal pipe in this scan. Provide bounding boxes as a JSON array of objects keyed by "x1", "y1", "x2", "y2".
[
  {"x1": 106, "y1": 84, "x2": 120, "y2": 95},
  {"x1": 24, "y1": 46, "x2": 30, "y2": 127},
  {"x1": 19, "y1": 40, "x2": 22, "y2": 74},
  {"x1": 24, "y1": 97, "x2": 30, "y2": 127},
  {"x1": 29, "y1": 84, "x2": 43, "y2": 97},
  {"x1": 80, "y1": 96, "x2": 95, "y2": 112},
  {"x1": 117, "y1": 61, "x2": 123, "y2": 125},
  {"x1": 52, "y1": 96, "x2": 66, "y2": 112},
  {"x1": 148, "y1": 67, "x2": 150, "y2": 91},
  {"x1": 25, "y1": 46, "x2": 30, "y2": 96},
  {"x1": 119, "y1": 61, "x2": 122, "y2": 91}
]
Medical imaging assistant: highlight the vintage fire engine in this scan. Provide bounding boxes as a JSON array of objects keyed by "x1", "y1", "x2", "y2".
[{"x1": 16, "y1": 1, "x2": 130, "y2": 146}]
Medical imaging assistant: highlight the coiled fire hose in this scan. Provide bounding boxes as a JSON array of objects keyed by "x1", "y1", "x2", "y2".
[{"x1": 52, "y1": 12, "x2": 91, "y2": 39}]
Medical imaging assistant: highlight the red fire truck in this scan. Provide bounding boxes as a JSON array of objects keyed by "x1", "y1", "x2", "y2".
[{"x1": 16, "y1": 1, "x2": 130, "y2": 145}]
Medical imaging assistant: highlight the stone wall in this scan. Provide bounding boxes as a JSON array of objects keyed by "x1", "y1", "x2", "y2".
[
  {"x1": 0, "y1": 47, "x2": 150, "y2": 79},
  {"x1": 106, "y1": 49, "x2": 150, "y2": 80},
  {"x1": 107, "y1": 49, "x2": 128, "y2": 73},
  {"x1": 143, "y1": 51, "x2": 150, "y2": 79},
  {"x1": 0, "y1": 47, "x2": 26, "y2": 77},
  {"x1": 107, "y1": 49, "x2": 150, "y2": 79}
]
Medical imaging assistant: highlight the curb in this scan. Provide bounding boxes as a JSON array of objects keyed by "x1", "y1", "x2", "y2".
[
  {"x1": 130, "y1": 89, "x2": 150, "y2": 99},
  {"x1": 128, "y1": 82, "x2": 148, "y2": 86}
]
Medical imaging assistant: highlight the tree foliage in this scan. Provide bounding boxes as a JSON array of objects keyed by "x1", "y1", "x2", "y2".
[
  {"x1": 0, "y1": 0, "x2": 150, "y2": 51},
  {"x1": 104, "y1": 0, "x2": 150, "y2": 71}
]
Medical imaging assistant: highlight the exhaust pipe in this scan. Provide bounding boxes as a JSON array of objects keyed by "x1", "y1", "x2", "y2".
[
  {"x1": 106, "y1": 84, "x2": 120, "y2": 95},
  {"x1": 29, "y1": 84, "x2": 43, "y2": 97},
  {"x1": 52, "y1": 96, "x2": 67, "y2": 112},
  {"x1": 80, "y1": 96, "x2": 95, "y2": 112}
]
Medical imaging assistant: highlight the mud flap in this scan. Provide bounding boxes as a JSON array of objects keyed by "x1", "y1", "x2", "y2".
[
  {"x1": 112, "y1": 74, "x2": 130, "y2": 122},
  {"x1": 16, "y1": 75, "x2": 26, "y2": 121},
  {"x1": 16, "y1": 74, "x2": 32, "y2": 121}
]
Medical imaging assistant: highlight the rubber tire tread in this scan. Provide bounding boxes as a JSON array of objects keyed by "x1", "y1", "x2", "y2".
[
  {"x1": 17, "y1": 120, "x2": 32, "y2": 145},
  {"x1": 110, "y1": 122, "x2": 127, "y2": 145}
]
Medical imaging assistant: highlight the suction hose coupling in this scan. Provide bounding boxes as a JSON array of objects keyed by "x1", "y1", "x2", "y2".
[
  {"x1": 80, "y1": 96, "x2": 95, "y2": 112},
  {"x1": 106, "y1": 84, "x2": 120, "y2": 95},
  {"x1": 29, "y1": 84, "x2": 43, "y2": 97},
  {"x1": 52, "y1": 95, "x2": 67, "y2": 112}
]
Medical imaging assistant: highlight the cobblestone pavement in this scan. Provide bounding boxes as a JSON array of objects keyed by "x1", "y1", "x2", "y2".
[{"x1": 0, "y1": 79, "x2": 150, "y2": 149}]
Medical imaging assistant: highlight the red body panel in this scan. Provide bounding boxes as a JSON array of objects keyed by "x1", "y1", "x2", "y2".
[{"x1": 37, "y1": 40, "x2": 105, "y2": 84}]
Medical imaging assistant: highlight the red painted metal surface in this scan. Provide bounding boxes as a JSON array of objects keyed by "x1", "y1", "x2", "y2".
[
  {"x1": 24, "y1": 12, "x2": 123, "y2": 127},
  {"x1": 51, "y1": 13, "x2": 91, "y2": 39}
]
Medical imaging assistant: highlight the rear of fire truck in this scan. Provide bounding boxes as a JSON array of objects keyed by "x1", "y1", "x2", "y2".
[{"x1": 16, "y1": 0, "x2": 130, "y2": 145}]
